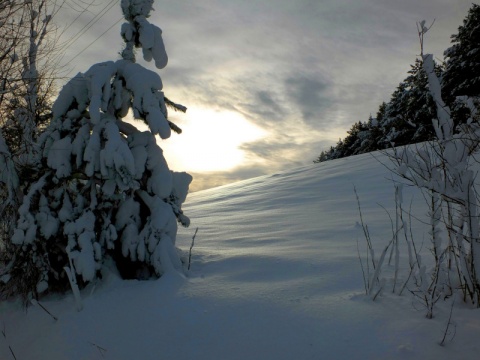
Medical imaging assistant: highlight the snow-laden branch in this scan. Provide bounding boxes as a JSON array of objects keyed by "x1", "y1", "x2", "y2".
[
  {"x1": 116, "y1": 118, "x2": 140, "y2": 136},
  {"x1": 422, "y1": 54, "x2": 453, "y2": 141}
]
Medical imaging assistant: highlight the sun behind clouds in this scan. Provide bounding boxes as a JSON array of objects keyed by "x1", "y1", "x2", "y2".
[{"x1": 160, "y1": 106, "x2": 267, "y2": 173}]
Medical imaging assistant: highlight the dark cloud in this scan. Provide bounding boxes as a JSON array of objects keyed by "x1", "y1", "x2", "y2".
[
  {"x1": 285, "y1": 75, "x2": 332, "y2": 124},
  {"x1": 240, "y1": 137, "x2": 296, "y2": 161},
  {"x1": 241, "y1": 136, "x2": 331, "y2": 166},
  {"x1": 257, "y1": 91, "x2": 284, "y2": 115},
  {"x1": 238, "y1": 90, "x2": 287, "y2": 124}
]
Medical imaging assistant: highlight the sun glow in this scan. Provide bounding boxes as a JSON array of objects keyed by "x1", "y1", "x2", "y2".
[{"x1": 159, "y1": 106, "x2": 266, "y2": 173}]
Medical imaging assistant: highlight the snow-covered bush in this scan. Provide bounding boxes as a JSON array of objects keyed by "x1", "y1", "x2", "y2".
[
  {"x1": 389, "y1": 18, "x2": 480, "y2": 312},
  {"x1": 0, "y1": 0, "x2": 191, "y2": 303}
]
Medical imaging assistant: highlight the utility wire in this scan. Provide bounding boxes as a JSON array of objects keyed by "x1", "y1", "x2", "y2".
[
  {"x1": 50, "y1": 0, "x2": 119, "y2": 82},
  {"x1": 64, "y1": 0, "x2": 100, "y2": 13},
  {"x1": 58, "y1": 0, "x2": 117, "y2": 51},
  {"x1": 57, "y1": 0, "x2": 117, "y2": 53},
  {"x1": 57, "y1": 0, "x2": 100, "y2": 38},
  {"x1": 62, "y1": 16, "x2": 123, "y2": 71}
]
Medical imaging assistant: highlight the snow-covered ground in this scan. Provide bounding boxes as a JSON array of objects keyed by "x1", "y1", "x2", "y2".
[{"x1": 1, "y1": 151, "x2": 480, "y2": 360}]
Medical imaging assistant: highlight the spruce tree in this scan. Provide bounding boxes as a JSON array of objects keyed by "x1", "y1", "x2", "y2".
[
  {"x1": 0, "y1": 0, "x2": 192, "y2": 303},
  {"x1": 443, "y1": 4, "x2": 480, "y2": 102},
  {"x1": 442, "y1": 4, "x2": 480, "y2": 127},
  {"x1": 381, "y1": 59, "x2": 440, "y2": 147}
]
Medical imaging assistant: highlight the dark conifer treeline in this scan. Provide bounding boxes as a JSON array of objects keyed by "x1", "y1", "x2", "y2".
[{"x1": 315, "y1": 4, "x2": 480, "y2": 163}]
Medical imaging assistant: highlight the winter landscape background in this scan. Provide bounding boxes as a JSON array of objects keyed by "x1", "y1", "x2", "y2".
[{"x1": 1, "y1": 0, "x2": 480, "y2": 359}]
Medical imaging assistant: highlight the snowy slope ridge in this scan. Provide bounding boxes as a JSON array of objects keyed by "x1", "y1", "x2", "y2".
[{"x1": 1, "y1": 151, "x2": 480, "y2": 360}]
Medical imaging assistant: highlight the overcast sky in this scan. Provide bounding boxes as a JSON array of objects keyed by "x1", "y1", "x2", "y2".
[{"x1": 56, "y1": 0, "x2": 475, "y2": 191}]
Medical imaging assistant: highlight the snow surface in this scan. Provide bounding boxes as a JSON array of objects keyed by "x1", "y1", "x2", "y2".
[{"x1": 1, "y1": 151, "x2": 480, "y2": 359}]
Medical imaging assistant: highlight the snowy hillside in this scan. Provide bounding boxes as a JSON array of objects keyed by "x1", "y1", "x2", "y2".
[{"x1": 1, "y1": 151, "x2": 480, "y2": 360}]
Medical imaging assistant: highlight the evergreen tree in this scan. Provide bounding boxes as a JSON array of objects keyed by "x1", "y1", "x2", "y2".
[
  {"x1": 356, "y1": 103, "x2": 389, "y2": 155},
  {"x1": 0, "y1": 0, "x2": 191, "y2": 303},
  {"x1": 442, "y1": 4, "x2": 480, "y2": 127},
  {"x1": 443, "y1": 4, "x2": 480, "y2": 102},
  {"x1": 313, "y1": 146, "x2": 335, "y2": 163},
  {"x1": 340, "y1": 121, "x2": 369, "y2": 157},
  {"x1": 381, "y1": 59, "x2": 440, "y2": 147}
]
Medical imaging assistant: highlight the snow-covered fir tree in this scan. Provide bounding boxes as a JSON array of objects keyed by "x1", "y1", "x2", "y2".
[{"x1": 1, "y1": 0, "x2": 192, "y2": 302}]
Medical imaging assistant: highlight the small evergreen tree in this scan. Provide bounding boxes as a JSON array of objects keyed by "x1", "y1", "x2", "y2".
[
  {"x1": 358, "y1": 114, "x2": 384, "y2": 154},
  {"x1": 0, "y1": 0, "x2": 192, "y2": 303}
]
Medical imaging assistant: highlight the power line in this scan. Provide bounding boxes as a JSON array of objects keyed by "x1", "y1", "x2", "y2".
[
  {"x1": 57, "y1": 0, "x2": 100, "y2": 38},
  {"x1": 62, "y1": 16, "x2": 123, "y2": 71},
  {"x1": 58, "y1": 0, "x2": 117, "y2": 52},
  {"x1": 64, "y1": 0, "x2": 101, "y2": 13},
  {"x1": 57, "y1": 0, "x2": 117, "y2": 53},
  {"x1": 50, "y1": 0, "x2": 120, "y2": 82}
]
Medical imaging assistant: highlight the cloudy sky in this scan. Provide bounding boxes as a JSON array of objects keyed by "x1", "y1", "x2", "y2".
[{"x1": 56, "y1": 0, "x2": 474, "y2": 191}]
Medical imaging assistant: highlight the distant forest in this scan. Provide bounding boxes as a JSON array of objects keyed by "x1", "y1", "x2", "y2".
[{"x1": 315, "y1": 4, "x2": 480, "y2": 163}]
